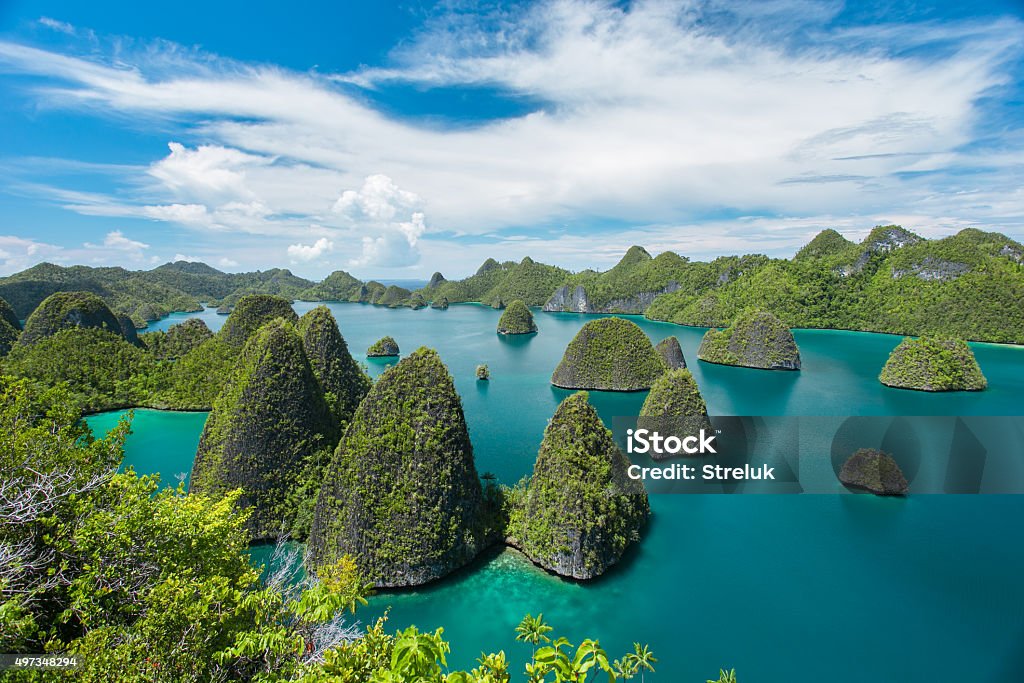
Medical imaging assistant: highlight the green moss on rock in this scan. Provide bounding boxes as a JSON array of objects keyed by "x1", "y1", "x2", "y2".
[
  {"x1": 655, "y1": 336, "x2": 686, "y2": 369},
  {"x1": 878, "y1": 337, "x2": 986, "y2": 391},
  {"x1": 298, "y1": 306, "x2": 372, "y2": 425},
  {"x1": 431, "y1": 296, "x2": 449, "y2": 310},
  {"x1": 839, "y1": 448, "x2": 908, "y2": 495},
  {"x1": 218, "y1": 294, "x2": 297, "y2": 347},
  {"x1": 190, "y1": 318, "x2": 339, "y2": 540},
  {"x1": 496, "y1": 299, "x2": 537, "y2": 335},
  {"x1": 509, "y1": 392, "x2": 649, "y2": 579},
  {"x1": 18, "y1": 291, "x2": 125, "y2": 347},
  {"x1": 367, "y1": 336, "x2": 400, "y2": 357},
  {"x1": 697, "y1": 309, "x2": 801, "y2": 370},
  {"x1": 308, "y1": 347, "x2": 492, "y2": 587},
  {"x1": 551, "y1": 317, "x2": 666, "y2": 391},
  {"x1": 638, "y1": 369, "x2": 712, "y2": 460}
]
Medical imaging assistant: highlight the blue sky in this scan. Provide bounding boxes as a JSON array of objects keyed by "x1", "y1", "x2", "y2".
[{"x1": 0, "y1": 0, "x2": 1021, "y2": 279}]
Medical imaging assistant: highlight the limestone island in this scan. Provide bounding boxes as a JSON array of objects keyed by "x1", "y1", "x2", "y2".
[
  {"x1": 298, "y1": 305, "x2": 372, "y2": 425},
  {"x1": 476, "y1": 364, "x2": 490, "y2": 380},
  {"x1": 878, "y1": 337, "x2": 987, "y2": 391},
  {"x1": 0, "y1": 296, "x2": 22, "y2": 355},
  {"x1": 496, "y1": 299, "x2": 537, "y2": 335},
  {"x1": 507, "y1": 392, "x2": 649, "y2": 579},
  {"x1": 431, "y1": 296, "x2": 449, "y2": 310},
  {"x1": 190, "y1": 317, "x2": 340, "y2": 540},
  {"x1": 655, "y1": 335, "x2": 686, "y2": 369},
  {"x1": 839, "y1": 448, "x2": 908, "y2": 496},
  {"x1": 218, "y1": 294, "x2": 297, "y2": 348},
  {"x1": 17, "y1": 291, "x2": 126, "y2": 347},
  {"x1": 638, "y1": 369, "x2": 712, "y2": 459},
  {"x1": 697, "y1": 309, "x2": 801, "y2": 370},
  {"x1": 308, "y1": 347, "x2": 496, "y2": 587},
  {"x1": 367, "y1": 335, "x2": 400, "y2": 357},
  {"x1": 551, "y1": 317, "x2": 667, "y2": 391}
]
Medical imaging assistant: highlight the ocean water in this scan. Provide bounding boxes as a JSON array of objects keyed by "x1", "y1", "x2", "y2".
[{"x1": 87, "y1": 303, "x2": 1024, "y2": 681}]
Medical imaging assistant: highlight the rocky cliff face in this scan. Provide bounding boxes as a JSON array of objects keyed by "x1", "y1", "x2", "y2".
[
  {"x1": 298, "y1": 306, "x2": 372, "y2": 425},
  {"x1": 18, "y1": 291, "x2": 125, "y2": 347},
  {"x1": 655, "y1": 336, "x2": 686, "y2": 369},
  {"x1": 308, "y1": 347, "x2": 492, "y2": 587},
  {"x1": 697, "y1": 309, "x2": 801, "y2": 370},
  {"x1": 190, "y1": 318, "x2": 338, "y2": 541},
  {"x1": 551, "y1": 317, "x2": 667, "y2": 391},
  {"x1": 218, "y1": 294, "x2": 298, "y2": 347},
  {"x1": 878, "y1": 337, "x2": 986, "y2": 391},
  {"x1": 839, "y1": 448, "x2": 908, "y2": 495},
  {"x1": 891, "y1": 257, "x2": 970, "y2": 282},
  {"x1": 509, "y1": 392, "x2": 648, "y2": 579},
  {"x1": 497, "y1": 300, "x2": 538, "y2": 334},
  {"x1": 543, "y1": 282, "x2": 680, "y2": 314}
]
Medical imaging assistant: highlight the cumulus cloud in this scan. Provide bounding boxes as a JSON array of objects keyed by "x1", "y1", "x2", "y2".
[
  {"x1": 0, "y1": 235, "x2": 63, "y2": 275},
  {"x1": 333, "y1": 175, "x2": 427, "y2": 267},
  {"x1": 84, "y1": 230, "x2": 150, "y2": 261},
  {"x1": 287, "y1": 237, "x2": 334, "y2": 262},
  {"x1": 218, "y1": 257, "x2": 240, "y2": 268},
  {"x1": 172, "y1": 253, "x2": 202, "y2": 262}
]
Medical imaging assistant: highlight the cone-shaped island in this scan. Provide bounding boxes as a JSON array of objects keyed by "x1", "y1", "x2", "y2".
[
  {"x1": 297, "y1": 306, "x2": 372, "y2": 425},
  {"x1": 18, "y1": 291, "x2": 124, "y2": 346},
  {"x1": 508, "y1": 392, "x2": 649, "y2": 579},
  {"x1": 190, "y1": 318, "x2": 339, "y2": 540},
  {"x1": 655, "y1": 336, "x2": 686, "y2": 369},
  {"x1": 367, "y1": 335, "x2": 400, "y2": 357},
  {"x1": 218, "y1": 294, "x2": 298, "y2": 348},
  {"x1": 839, "y1": 448, "x2": 909, "y2": 496},
  {"x1": 497, "y1": 299, "x2": 537, "y2": 335},
  {"x1": 309, "y1": 347, "x2": 492, "y2": 587}
]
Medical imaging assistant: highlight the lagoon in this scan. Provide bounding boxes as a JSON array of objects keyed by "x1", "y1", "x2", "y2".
[{"x1": 88, "y1": 302, "x2": 1024, "y2": 681}]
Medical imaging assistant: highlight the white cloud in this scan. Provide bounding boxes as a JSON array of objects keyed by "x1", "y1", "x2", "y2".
[
  {"x1": 83, "y1": 230, "x2": 151, "y2": 263},
  {"x1": 0, "y1": 235, "x2": 64, "y2": 275},
  {"x1": 38, "y1": 17, "x2": 76, "y2": 35},
  {"x1": 218, "y1": 257, "x2": 240, "y2": 268},
  {"x1": 287, "y1": 236, "x2": 333, "y2": 262},
  {"x1": 0, "y1": 0, "x2": 1021, "y2": 274},
  {"x1": 172, "y1": 253, "x2": 202, "y2": 262}
]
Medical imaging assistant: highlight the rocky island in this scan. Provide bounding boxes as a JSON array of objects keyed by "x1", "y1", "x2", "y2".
[
  {"x1": 190, "y1": 318, "x2": 339, "y2": 540},
  {"x1": 217, "y1": 294, "x2": 298, "y2": 347},
  {"x1": 839, "y1": 448, "x2": 909, "y2": 496},
  {"x1": 308, "y1": 347, "x2": 493, "y2": 587},
  {"x1": 17, "y1": 291, "x2": 126, "y2": 346},
  {"x1": 508, "y1": 392, "x2": 649, "y2": 579},
  {"x1": 367, "y1": 335, "x2": 400, "y2": 357},
  {"x1": 697, "y1": 309, "x2": 801, "y2": 370},
  {"x1": 298, "y1": 306, "x2": 372, "y2": 425},
  {"x1": 878, "y1": 337, "x2": 987, "y2": 391},
  {"x1": 496, "y1": 299, "x2": 537, "y2": 335},
  {"x1": 655, "y1": 336, "x2": 686, "y2": 369},
  {"x1": 551, "y1": 317, "x2": 667, "y2": 390},
  {"x1": 638, "y1": 369, "x2": 712, "y2": 458}
]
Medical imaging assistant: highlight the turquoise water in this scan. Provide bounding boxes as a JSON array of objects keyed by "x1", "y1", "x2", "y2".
[{"x1": 88, "y1": 303, "x2": 1024, "y2": 681}]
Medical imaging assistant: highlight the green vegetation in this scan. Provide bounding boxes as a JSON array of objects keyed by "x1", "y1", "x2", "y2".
[
  {"x1": 432, "y1": 295, "x2": 449, "y2": 310},
  {"x1": 507, "y1": 392, "x2": 649, "y2": 579},
  {"x1": 497, "y1": 299, "x2": 538, "y2": 334},
  {"x1": 141, "y1": 318, "x2": 214, "y2": 359},
  {"x1": 309, "y1": 347, "x2": 495, "y2": 587},
  {"x1": 547, "y1": 246, "x2": 691, "y2": 313},
  {"x1": 17, "y1": 291, "x2": 126, "y2": 346},
  {"x1": 838, "y1": 448, "x2": 909, "y2": 496},
  {"x1": 190, "y1": 318, "x2": 339, "y2": 541},
  {"x1": 638, "y1": 370, "x2": 712, "y2": 460},
  {"x1": 476, "y1": 364, "x2": 490, "y2": 380},
  {"x1": 367, "y1": 335, "x2": 400, "y2": 357},
  {"x1": 297, "y1": 305, "x2": 372, "y2": 425},
  {"x1": 647, "y1": 227, "x2": 1024, "y2": 344},
  {"x1": 654, "y1": 336, "x2": 685, "y2": 369},
  {"x1": 878, "y1": 337, "x2": 987, "y2": 391},
  {"x1": 421, "y1": 257, "x2": 569, "y2": 308},
  {"x1": 0, "y1": 295, "x2": 21, "y2": 355},
  {"x1": 219, "y1": 294, "x2": 299, "y2": 347},
  {"x1": 697, "y1": 309, "x2": 801, "y2": 370},
  {"x1": 551, "y1": 317, "x2": 667, "y2": 390},
  {"x1": 299, "y1": 270, "x2": 362, "y2": 301},
  {"x1": 3, "y1": 328, "x2": 157, "y2": 412}
]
